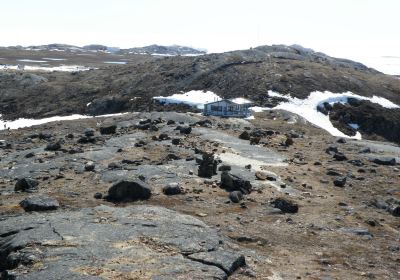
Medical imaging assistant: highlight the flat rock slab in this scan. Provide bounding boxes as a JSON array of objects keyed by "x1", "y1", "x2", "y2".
[
  {"x1": 0, "y1": 205, "x2": 245, "y2": 279},
  {"x1": 19, "y1": 195, "x2": 59, "y2": 211}
]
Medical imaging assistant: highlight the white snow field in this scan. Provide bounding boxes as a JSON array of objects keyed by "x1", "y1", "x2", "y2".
[
  {"x1": 0, "y1": 113, "x2": 128, "y2": 131},
  {"x1": 0, "y1": 64, "x2": 93, "y2": 72},
  {"x1": 153, "y1": 90, "x2": 221, "y2": 109}
]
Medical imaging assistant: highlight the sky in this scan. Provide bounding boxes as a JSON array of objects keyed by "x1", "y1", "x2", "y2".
[{"x1": 1, "y1": 0, "x2": 400, "y2": 62}]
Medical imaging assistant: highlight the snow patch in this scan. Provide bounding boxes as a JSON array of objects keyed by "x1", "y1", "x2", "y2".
[
  {"x1": 103, "y1": 61, "x2": 127, "y2": 65},
  {"x1": 0, "y1": 113, "x2": 128, "y2": 131},
  {"x1": 42, "y1": 58, "x2": 67, "y2": 61},
  {"x1": 153, "y1": 90, "x2": 222, "y2": 109},
  {"x1": 0, "y1": 64, "x2": 93, "y2": 72},
  {"x1": 17, "y1": 59, "x2": 47, "y2": 63},
  {"x1": 230, "y1": 97, "x2": 252, "y2": 104}
]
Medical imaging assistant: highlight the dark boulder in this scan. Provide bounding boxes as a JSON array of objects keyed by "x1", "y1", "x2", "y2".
[
  {"x1": 158, "y1": 133, "x2": 170, "y2": 140},
  {"x1": 198, "y1": 153, "x2": 219, "y2": 178},
  {"x1": 77, "y1": 136, "x2": 96, "y2": 144},
  {"x1": 162, "y1": 183, "x2": 182, "y2": 195},
  {"x1": 15, "y1": 178, "x2": 39, "y2": 192},
  {"x1": 221, "y1": 172, "x2": 252, "y2": 194},
  {"x1": 333, "y1": 176, "x2": 347, "y2": 187},
  {"x1": 371, "y1": 157, "x2": 396, "y2": 166},
  {"x1": 284, "y1": 136, "x2": 294, "y2": 146},
  {"x1": 84, "y1": 128, "x2": 95, "y2": 137},
  {"x1": 239, "y1": 131, "x2": 251, "y2": 140},
  {"x1": 196, "y1": 119, "x2": 212, "y2": 128},
  {"x1": 107, "y1": 180, "x2": 152, "y2": 202},
  {"x1": 270, "y1": 197, "x2": 298, "y2": 213},
  {"x1": 218, "y1": 165, "x2": 231, "y2": 172},
  {"x1": 19, "y1": 195, "x2": 59, "y2": 211},
  {"x1": 171, "y1": 138, "x2": 181, "y2": 145},
  {"x1": 325, "y1": 146, "x2": 339, "y2": 155},
  {"x1": 229, "y1": 191, "x2": 243, "y2": 203},
  {"x1": 333, "y1": 152, "x2": 348, "y2": 161},
  {"x1": 45, "y1": 142, "x2": 61, "y2": 151},
  {"x1": 100, "y1": 125, "x2": 117, "y2": 135},
  {"x1": 179, "y1": 126, "x2": 192, "y2": 134}
]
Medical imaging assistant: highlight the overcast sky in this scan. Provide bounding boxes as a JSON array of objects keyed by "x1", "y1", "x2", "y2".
[{"x1": 1, "y1": 0, "x2": 399, "y2": 60}]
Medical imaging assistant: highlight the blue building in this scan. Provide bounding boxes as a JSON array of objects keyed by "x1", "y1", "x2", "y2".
[{"x1": 203, "y1": 98, "x2": 253, "y2": 118}]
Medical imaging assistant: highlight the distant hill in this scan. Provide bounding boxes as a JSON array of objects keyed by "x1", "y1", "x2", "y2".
[{"x1": 6, "y1": 44, "x2": 206, "y2": 56}]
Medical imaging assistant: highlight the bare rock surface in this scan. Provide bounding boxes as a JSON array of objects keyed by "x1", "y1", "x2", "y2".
[{"x1": 0, "y1": 205, "x2": 244, "y2": 279}]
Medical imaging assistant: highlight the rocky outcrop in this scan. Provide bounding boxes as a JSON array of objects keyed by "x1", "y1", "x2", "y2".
[
  {"x1": 329, "y1": 100, "x2": 400, "y2": 144},
  {"x1": 0, "y1": 205, "x2": 245, "y2": 279},
  {"x1": 86, "y1": 96, "x2": 131, "y2": 116}
]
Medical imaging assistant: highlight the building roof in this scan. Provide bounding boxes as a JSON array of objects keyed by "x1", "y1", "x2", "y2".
[{"x1": 204, "y1": 98, "x2": 253, "y2": 106}]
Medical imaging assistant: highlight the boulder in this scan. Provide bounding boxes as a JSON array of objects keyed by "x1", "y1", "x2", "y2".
[
  {"x1": 45, "y1": 142, "x2": 61, "y2": 151},
  {"x1": 198, "y1": 153, "x2": 219, "y2": 178},
  {"x1": 218, "y1": 165, "x2": 231, "y2": 172},
  {"x1": 270, "y1": 198, "x2": 298, "y2": 213},
  {"x1": 333, "y1": 176, "x2": 347, "y2": 187},
  {"x1": 239, "y1": 131, "x2": 250, "y2": 140},
  {"x1": 158, "y1": 133, "x2": 170, "y2": 140},
  {"x1": 107, "y1": 180, "x2": 152, "y2": 202},
  {"x1": 255, "y1": 171, "x2": 267, "y2": 180},
  {"x1": 325, "y1": 146, "x2": 339, "y2": 155},
  {"x1": 171, "y1": 138, "x2": 181, "y2": 145},
  {"x1": 15, "y1": 178, "x2": 39, "y2": 192},
  {"x1": 371, "y1": 157, "x2": 396, "y2": 166},
  {"x1": 19, "y1": 195, "x2": 59, "y2": 211},
  {"x1": 285, "y1": 136, "x2": 294, "y2": 146},
  {"x1": 84, "y1": 128, "x2": 95, "y2": 137},
  {"x1": 179, "y1": 126, "x2": 192, "y2": 134},
  {"x1": 162, "y1": 183, "x2": 182, "y2": 195},
  {"x1": 220, "y1": 172, "x2": 252, "y2": 194},
  {"x1": 100, "y1": 125, "x2": 117, "y2": 135},
  {"x1": 333, "y1": 152, "x2": 348, "y2": 161},
  {"x1": 84, "y1": 161, "x2": 95, "y2": 172},
  {"x1": 229, "y1": 191, "x2": 243, "y2": 203}
]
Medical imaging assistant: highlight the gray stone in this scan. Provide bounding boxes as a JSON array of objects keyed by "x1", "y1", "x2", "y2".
[
  {"x1": 19, "y1": 195, "x2": 59, "y2": 211},
  {"x1": 84, "y1": 161, "x2": 95, "y2": 172},
  {"x1": 84, "y1": 128, "x2": 95, "y2": 137},
  {"x1": 229, "y1": 191, "x2": 243, "y2": 203},
  {"x1": 0, "y1": 205, "x2": 244, "y2": 279},
  {"x1": 14, "y1": 178, "x2": 39, "y2": 192},
  {"x1": 107, "y1": 180, "x2": 152, "y2": 202},
  {"x1": 187, "y1": 250, "x2": 246, "y2": 275}
]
